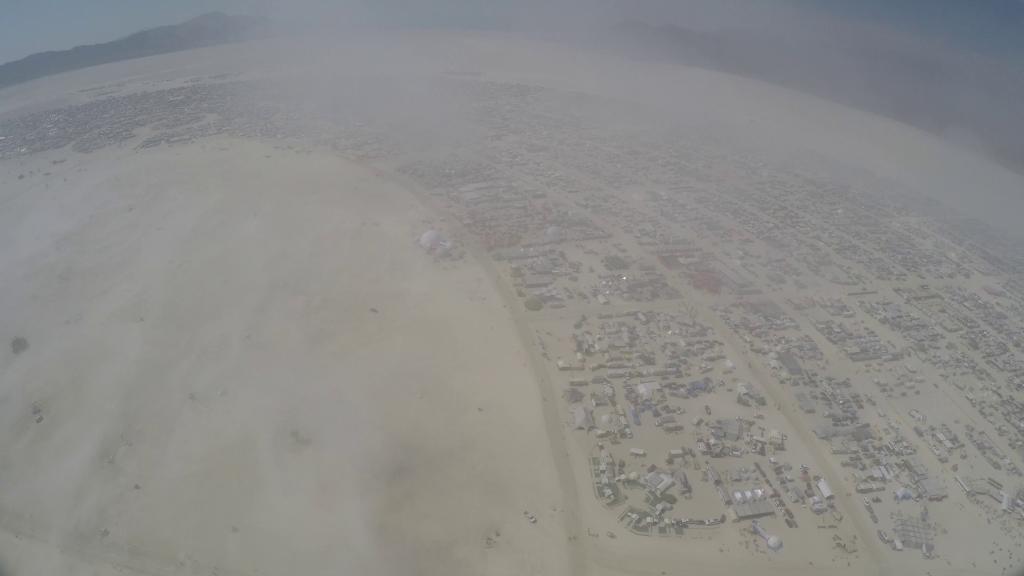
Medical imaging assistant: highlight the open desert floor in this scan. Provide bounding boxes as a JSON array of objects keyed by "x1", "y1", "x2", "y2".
[{"x1": 3, "y1": 31, "x2": 1024, "y2": 576}]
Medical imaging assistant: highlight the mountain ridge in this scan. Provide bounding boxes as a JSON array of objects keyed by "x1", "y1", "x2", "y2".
[{"x1": 0, "y1": 12, "x2": 270, "y2": 90}]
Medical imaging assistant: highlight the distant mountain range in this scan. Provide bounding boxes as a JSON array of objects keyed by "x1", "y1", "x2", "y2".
[
  {"x1": 0, "y1": 12, "x2": 269, "y2": 90},
  {"x1": 604, "y1": 20, "x2": 1024, "y2": 174}
]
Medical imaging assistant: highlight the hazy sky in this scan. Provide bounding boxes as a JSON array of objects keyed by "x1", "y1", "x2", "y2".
[{"x1": 1, "y1": 0, "x2": 1023, "y2": 64}]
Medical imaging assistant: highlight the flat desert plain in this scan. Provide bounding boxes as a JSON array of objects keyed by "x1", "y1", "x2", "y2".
[
  {"x1": 0, "y1": 139, "x2": 573, "y2": 575},
  {"x1": 3, "y1": 32, "x2": 1024, "y2": 576}
]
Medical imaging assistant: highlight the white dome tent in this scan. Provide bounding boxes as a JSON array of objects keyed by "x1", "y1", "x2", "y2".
[{"x1": 418, "y1": 229, "x2": 442, "y2": 251}]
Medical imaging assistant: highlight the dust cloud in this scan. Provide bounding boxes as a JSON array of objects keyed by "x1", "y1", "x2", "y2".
[{"x1": 1, "y1": 2, "x2": 1022, "y2": 576}]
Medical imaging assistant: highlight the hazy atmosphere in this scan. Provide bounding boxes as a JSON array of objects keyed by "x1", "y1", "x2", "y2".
[{"x1": 2, "y1": 2, "x2": 1024, "y2": 576}]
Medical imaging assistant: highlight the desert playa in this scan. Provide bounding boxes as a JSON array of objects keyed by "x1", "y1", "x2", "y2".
[
  {"x1": 0, "y1": 136, "x2": 573, "y2": 575},
  {"x1": 2, "y1": 31, "x2": 1024, "y2": 576}
]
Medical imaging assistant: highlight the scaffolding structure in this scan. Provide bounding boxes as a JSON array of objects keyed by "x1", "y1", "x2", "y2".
[{"x1": 893, "y1": 511, "x2": 934, "y2": 550}]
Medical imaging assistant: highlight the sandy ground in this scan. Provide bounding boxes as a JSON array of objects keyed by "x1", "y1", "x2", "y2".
[
  {"x1": 2, "y1": 30, "x2": 1021, "y2": 576},
  {"x1": 0, "y1": 139, "x2": 572, "y2": 575}
]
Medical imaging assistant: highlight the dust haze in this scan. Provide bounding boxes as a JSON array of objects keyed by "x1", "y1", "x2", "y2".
[{"x1": 1, "y1": 2, "x2": 1023, "y2": 576}]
